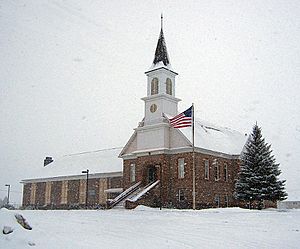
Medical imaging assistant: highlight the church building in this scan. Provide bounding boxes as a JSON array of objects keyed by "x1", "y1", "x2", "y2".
[
  {"x1": 118, "y1": 19, "x2": 247, "y2": 209},
  {"x1": 21, "y1": 18, "x2": 247, "y2": 210}
]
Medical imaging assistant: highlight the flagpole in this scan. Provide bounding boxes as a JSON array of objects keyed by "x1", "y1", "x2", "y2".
[{"x1": 192, "y1": 103, "x2": 196, "y2": 210}]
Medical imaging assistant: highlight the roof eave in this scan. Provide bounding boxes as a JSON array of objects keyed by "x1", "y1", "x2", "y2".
[{"x1": 145, "y1": 66, "x2": 178, "y2": 75}]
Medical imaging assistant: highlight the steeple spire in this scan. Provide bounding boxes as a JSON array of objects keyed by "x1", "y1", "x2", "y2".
[{"x1": 152, "y1": 14, "x2": 170, "y2": 67}]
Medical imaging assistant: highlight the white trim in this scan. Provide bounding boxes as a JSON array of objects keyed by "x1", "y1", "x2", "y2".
[
  {"x1": 121, "y1": 146, "x2": 241, "y2": 160},
  {"x1": 119, "y1": 130, "x2": 137, "y2": 158},
  {"x1": 104, "y1": 188, "x2": 123, "y2": 193},
  {"x1": 204, "y1": 159, "x2": 210, "y2": 180},
  {"x1": 141, "y1": 93, "x2": 181, "y2": 103},
  {"x1": 178, "y1": 158, "x2": 185, "y2": 179},
  {"x1": 135, "y1": 122, "x2": 170, "y2": 131},
  {"x1": 21, "y1": 171, "x2": 123, "y2": 183},
  {"x1": 145, "y1": 66, "x2": 178, "y2": 76}
]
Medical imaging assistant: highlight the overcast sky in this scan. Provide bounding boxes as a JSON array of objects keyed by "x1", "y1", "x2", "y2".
[{"x1": 1, "y1": 0, "x2": 299, "y2": 204}]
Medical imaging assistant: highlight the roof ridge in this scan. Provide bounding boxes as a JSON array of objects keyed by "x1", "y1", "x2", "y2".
[{"x1": 64, "y1": 146, "x2": 123, "y2": 157}]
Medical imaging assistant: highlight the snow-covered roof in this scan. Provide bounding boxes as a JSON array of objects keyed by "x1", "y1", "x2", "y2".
[
  {"x1": 22, "y1": 147, "x2": 123, "y2": 182},
  {"x1": 147, "y1": 61, "x2": 175, "y2": 74},
  {"x1": 164, "y1": 114, "x2": 247, "y2": 156},
  {"x1": 180, "y1": 119, "x2": 247, "y2": 155}
]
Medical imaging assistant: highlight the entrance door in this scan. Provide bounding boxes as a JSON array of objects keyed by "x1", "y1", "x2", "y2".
[{"x1": 148, "y1": 166, "x2": 157, "y2": 183}]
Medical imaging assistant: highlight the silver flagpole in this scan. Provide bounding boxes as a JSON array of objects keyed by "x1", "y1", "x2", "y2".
[{"x1": 192, "y1": 103, "x2": 196, "y2": 210}]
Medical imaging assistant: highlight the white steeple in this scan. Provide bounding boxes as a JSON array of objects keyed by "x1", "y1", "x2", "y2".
[{"x1": 142, "y1": 15, "x2": 181, "y2": 126}]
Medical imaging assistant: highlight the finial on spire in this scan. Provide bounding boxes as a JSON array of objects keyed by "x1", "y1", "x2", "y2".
[
  {"x1": 150, "y1": 13, "x2": 171, "y2": 67},
  {"x1": 161, "y1": 13, "x2": 163, "y2": 30}
]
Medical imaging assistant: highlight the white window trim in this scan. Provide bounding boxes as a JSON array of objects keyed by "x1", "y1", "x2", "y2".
[
  {"x1": 213, "y1": 159, "x2": 220, "y2": 181},
  {"x1": 130, "y1": 163, "x2": 136, "y2": 183},
  {"x1": 166, "y1": 78, "x2": 172, "y2": 95},
  {"x1": 178, "y1": 189, "x2": 185, "y2": 201},
  {"x1": 178, "y1": 158, "x2": 185, "y2": 179},
  {"x1": 151, "y1": 78, "x2": 159, "y2": 95}
]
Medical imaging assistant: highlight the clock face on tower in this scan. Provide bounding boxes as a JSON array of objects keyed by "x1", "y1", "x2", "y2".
[{"x1": 150, "y1": 104, "x2": 157, "y2": 113}]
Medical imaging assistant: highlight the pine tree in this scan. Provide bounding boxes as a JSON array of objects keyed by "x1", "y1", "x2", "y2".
[{"x1": 235, "y1": 124, "x2": 287, "y2": 208}]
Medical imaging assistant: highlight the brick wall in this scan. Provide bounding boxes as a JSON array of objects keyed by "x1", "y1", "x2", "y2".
[
  {"x1": 123, "y1": 151, "x2": 240, "y2": 209},
  {"x1": 67, "y1": 180, "x2": 80, "y2": 206},
  {"x1": 35, "y1": 182, "x2": 46, "y2": 206},
  {"x1": 22, "y1": 175, "x2": 122, "y2": 209},
  {"x1": 51, "y1": 181, "x2": 62, "y2": 206}
]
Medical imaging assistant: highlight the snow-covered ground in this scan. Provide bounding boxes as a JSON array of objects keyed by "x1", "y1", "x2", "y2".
[{"x1": 1, "y1": 207, "x2": 299, "y2": 249}]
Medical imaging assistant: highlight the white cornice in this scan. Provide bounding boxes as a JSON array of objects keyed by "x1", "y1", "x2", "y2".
[
  {"x1": 141, "y1": 93, "x2": 181, "y2": 103},
  {"x1": 21, "y1": 171, "x2": 123, "y2": 184},
  {"x1": 121, "y1": 146, "x2": 240, "y2": 160},
  {"x1": 135, "y1": 122, "x2": 169, "y2": 131},
  {"x1": 145, "y1": 67, "x2": 178, "y2": 75}
]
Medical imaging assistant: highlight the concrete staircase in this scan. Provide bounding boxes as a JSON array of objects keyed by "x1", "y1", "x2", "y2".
[{"x1": 111, "y1": 180, "x2": 160, "y2": 209}]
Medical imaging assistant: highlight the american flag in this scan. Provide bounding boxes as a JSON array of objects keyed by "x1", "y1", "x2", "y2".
[{"x1": 169, "y1": 106, "x2": 193, "y2": 128}]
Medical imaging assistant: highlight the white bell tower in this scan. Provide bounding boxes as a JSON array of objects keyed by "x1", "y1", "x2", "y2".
[
  {"x1": 142, "y1": 15, "x2": 181, "y2": 126},
  {"x1": 134, "y1": 15, "x2": 181, "y2": 152}
]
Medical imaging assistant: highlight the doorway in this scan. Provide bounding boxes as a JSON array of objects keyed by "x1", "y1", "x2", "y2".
[{"x1": 148, "y1": 166, "x2": 157, "y2": 183}]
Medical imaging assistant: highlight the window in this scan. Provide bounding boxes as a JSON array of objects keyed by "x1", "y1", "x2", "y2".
[
  {"x1": 178, "y1": 158, "x2": 185, "y2": 179},
  {"x1": 214, "y1": 195, "x2": 220, "y2": 208},
  {"x1": 224, "y1": 195, "x2": 229, "y2": 207},
  {"x1": 178, "y1": 189, "x2": 185, "y2": 201},
  {"x1": 204, "y1": 159, "x2": 209, "y2": 179},
  {"x1": 130, "y1": 163, "x2": 136, "y2": 183},
  {"x1": 151, "y1": 78, "x2": 159, "y2": 95},
  {"x1": 166, "y1": 78, "x2": 172, "y2": 95},
  {"x1": 213, "y1": 159, "x2": 220, "y2": 181},
  {"x1": 224, "y1": 164, "x2": 228, "y2": 182}
]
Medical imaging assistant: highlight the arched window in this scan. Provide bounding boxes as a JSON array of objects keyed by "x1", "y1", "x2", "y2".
[
  {"x1": 166, "y1": 78, "x2": 172, "y2": 95},
  {"x1": 151, "y1": 78, "x2": 159, "y2": 95}
]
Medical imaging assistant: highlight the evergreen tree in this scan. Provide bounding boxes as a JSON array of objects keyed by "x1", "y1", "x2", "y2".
[{"x1": 235, "y1": 124, "x2": 287, "y2": 207}]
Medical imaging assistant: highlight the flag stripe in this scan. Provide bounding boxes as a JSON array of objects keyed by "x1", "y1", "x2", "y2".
[
  {"x1": 168, "y1": 106, "x2": 193, "y2": 129},
  {"x1": 169, "y1": 114, "x2": 184, "y2": 122},
  {"x1": 170, "y1": 119, "x2": 192, "y2": 126},
  {"x1": 173, "y1": 124, "x2": 192, "y2": 128}
]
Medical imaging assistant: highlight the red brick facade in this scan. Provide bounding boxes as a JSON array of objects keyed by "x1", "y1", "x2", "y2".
[
  {"x1": 22, "y1": 176, "x2": 122, "y2": 209},
  {"x1": 123, "y1": 151, "x2": 240, "y2": 209}
]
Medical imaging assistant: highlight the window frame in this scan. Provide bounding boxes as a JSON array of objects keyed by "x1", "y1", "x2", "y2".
[
  {"x1": 213, "y1": 159, "x2": 220, "y2": 181},
  {"x1": 151, "y1": 78, "x2": 159, "y2": 95},
  {"x1": 130, "y1": 163, "x2": 136, "y2": 183},
  {"x1": 224, "y1": 164, "x2": 228, "y2": 182},
  {"x1": 178, "y1": 158, "x2": 185, "y2": 179},
  {"x1": 204, "y1": 159, "x2": 209, "y2": 180},
  {"x1": 166, "y1": 78, "x2": 172, "y2": 95},
  {"x1": 178, "y1": 189, "x2": 185, "y2": 201}
]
